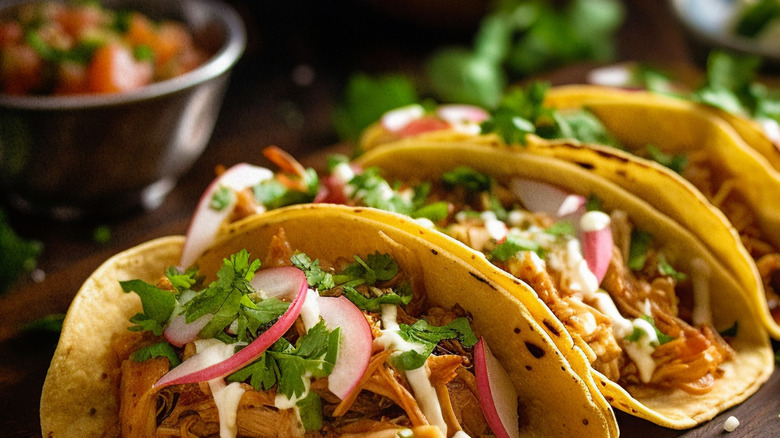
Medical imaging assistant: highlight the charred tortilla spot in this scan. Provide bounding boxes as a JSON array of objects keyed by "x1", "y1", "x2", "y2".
[
  {"x1": 525, "y1": 365, "x2": 532, "y2": 371},
  {"x1": 513, "y1": 327, "x2": 521, "y2": 334},
  {"x1": 543, "y1": 319, "x2": 560, "y2": 337},
  {"x1": 605, "y1": 396, "x2": 614, "y2": 402},
  {"x1": 601, "y1": 380, "x2": 607, "y2": 387},
  {"x1": 583, "y1": 419, "x2": 589, "y2": 426},
  {"x1": 594, "y1": 149, "x2": 630, "y2": 163},
  {"x1": 575, "y1": 161, "x2": 595, "y2": 170},
  {"x1": 101, "y1": 372, "x2": 108, "y2": 380},
  {"x1": 469, "y1": 272, "x2": 497, "y2": 290},
  {"x1": 89, "y1": 407, "x2": 97, "y2": 416},
  {"x1": 430, "y1": 249, "x2": 438, "y2": 255},
  {"x1": 525, "y1": 341, "x2": 545, "y2": 359}
]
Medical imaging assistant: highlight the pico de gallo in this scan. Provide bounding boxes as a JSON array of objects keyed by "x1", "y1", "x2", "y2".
[{"x1": 0, "y1": 0, "x2": 208, "y2": 95}]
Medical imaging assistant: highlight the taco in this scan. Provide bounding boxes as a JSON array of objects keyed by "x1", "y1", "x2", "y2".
[
  {"x1": 537, "y1": 84, "x2": 780, "y2": 340},
  {"x1": 40, "y1": 204, "x2": 617, "y2": 437},
  {"x1": 311, "y1": 140, "x2": 773, "y2": 429},
  {"x1": 358, "y1": 84, "x2": 780, "y2": 343}
]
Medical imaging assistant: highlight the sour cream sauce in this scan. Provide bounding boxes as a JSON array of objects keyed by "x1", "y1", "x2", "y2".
[{"x1": 376, "y1": 304, "x2": 449, "y2": 436}]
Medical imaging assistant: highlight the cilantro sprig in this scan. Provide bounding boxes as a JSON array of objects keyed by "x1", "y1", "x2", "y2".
[
  {"x1": 625, "y1": 315, "x2": 675, "y2": 346},
  {"x1": 393, "y1": 318, "x2": 478, "y2": 370}
]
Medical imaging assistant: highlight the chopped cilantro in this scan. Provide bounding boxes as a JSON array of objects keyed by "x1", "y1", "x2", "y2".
[
  {"x1": 627, "y1": 229, "x2": 653, "y2": 271},
  {"x1": 0, "y1": 209, "x2": 42, "y2": 294},
  {"x1": 341, "y1": 284, "x2": 413, "y2": 312},
  {"x1": 734, "y1": 0, "x2": 780, "y2": 38},
  {"x1": 442, "y1": 166, "x2": 491, "y2": 192},
  {"x1": 480, "y1": 82, "x2": 555, "y2": 145},
  {"x1": 641, "y1": 314, "x2": 675, "y2": 345},
  {"x1": 555, "y1": 109, "x2": 621, "y2": 148},
  {"x1": 21, "y1": 313, "x2": 65, "y2": 334},
  {"x1": 646, "y1": 144, "x2": 688, "y2": 174},
  {"x1": 290, "y1": 252, "x2": 335, "y2": 290},
  {"x1": 210, "y1": 186, "x2": 235, "y2": 211},
  {"x1": 393, "y1": 317, "x2": 478, "y2": 370},
  {"x1": 656, "y1": 253, "x2": 688, "y2": 282},
  {"x1": 333, "y1": 253, "x2": 399, "y2": 287},
  {"x1": 410, "y1": 201, "x2": 449, "y2": 222},
  {"x1": 332, "y1": 73, "x2": 419, "y2": 142},
  {"x1": 133, "y1": 44, "x2": 154, "y2": 62},
  {"x1": 491, "y1": 234, "x2": 541, "y2": 262},
  {"x1": 92, "y1": 225, "x2": 111, "y2": 245},
  {"x1": 130, "y1": 341, "x2": 181, "y2": 367},
  {"x1": 165, "y1": 266, "x2": 200, "y2": 293},
  {"x1": 544, "y1": 221, "x2": 575, "y2": 236},
  {"x1": 252, "y1": 168, "x2": 319, "y2": 210},
  {"x1": 184, "y1": 250, "x2": 262, "y2": 339},
  {"x1": 296, "y1": 391, "x2": 324, "y2": 431},
  {"x1": 229, "y1": 320, "x2": 340, "y2": 400},
  {"x1": 120, "y1": 279, "x2": 177, "y2": 335},
  {"x1": 585, "y1": 194, "x2": 603, "y2": 212}
]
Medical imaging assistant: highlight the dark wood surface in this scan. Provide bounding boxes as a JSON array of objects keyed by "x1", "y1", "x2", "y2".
[{"x1": 1, "y1": 1, "x2": 778, "y2": 436}]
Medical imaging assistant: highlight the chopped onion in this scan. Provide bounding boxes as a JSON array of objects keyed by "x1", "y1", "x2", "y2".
[
  {"x1": 380, "y1": 104, "x2": 425, "y2": 132},
  {"x1": 436, "y1": 104, "x2": 489, "y2": 125},
  {"x1": 179, "y1": 163, "x2": 273, "y2": 269},
  {"x1": 154, "y1": 267, "x2": 308, "y2": 388},
  {"x1": 317, "y1": 295, "x2": 373, "y2": 399},
  {"x1": 474, "y1": 337, "x2": 520, "y2": 438},
  {"x1": 510, "y1": 178, "x2": 586, "y2": 218}
]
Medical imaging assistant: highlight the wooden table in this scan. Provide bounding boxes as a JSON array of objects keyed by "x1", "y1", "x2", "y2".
[{"x1": 1, "y1": 1, "x2": 778, "y2": 436}]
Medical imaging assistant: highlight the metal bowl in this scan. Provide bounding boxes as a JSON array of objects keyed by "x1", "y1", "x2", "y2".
[
  {"x1": 670, "y1": 0, "x2": 780, "y2": 69},
  {"x1": 0, "y1": 0, "x2": 246, "y2": 220}
]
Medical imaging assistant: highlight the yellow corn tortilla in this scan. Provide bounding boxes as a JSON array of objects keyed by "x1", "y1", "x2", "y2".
[
  {"x1": 353, "y1": 140, "x2": 774, "y2": 429},
  {"x1": 538, "y1": 84, "x2": 780, "y2": 340},
  {"x1": 40, "y1": 204, "x2": 618, "y2": 437}
]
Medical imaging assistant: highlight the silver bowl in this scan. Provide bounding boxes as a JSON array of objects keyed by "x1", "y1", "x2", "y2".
[
  {"x1": 670, "y1": 0, "x2": 780, "y2": 69},
  {"x1": 0, "y1": 0, "x2": 246, "y2": 221}
]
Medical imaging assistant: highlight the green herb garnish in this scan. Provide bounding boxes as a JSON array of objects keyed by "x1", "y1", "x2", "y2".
[{"x1": 392, "y1": 317, "x2": 478, "y2": 370}]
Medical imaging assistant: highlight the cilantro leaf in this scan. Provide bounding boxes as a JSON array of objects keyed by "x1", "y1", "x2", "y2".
[
  {"x1": 393, "y1": 317, "x2": 478, "y2": 370},
  {"x1": 627, "y1": 229, "x2": 652, "y2": 271},
  {"x1": 491, "y1": 234, "x2": 541, "y2": 262},
  {"x1": 341, "y1": 284, "x2": 413, "y2": 312},
  {"x1": 332, "y1": 73, "x2": 419, "y2": 142},
  {"x1": 210, "y1": 186, "x2": 235, "y2": 211},
  {"x1": 442, "y1": 166, "x2": 491, "y2": 192},
  {"x1": 410, "y1": 201, "x2": 449, "y2": 222},
  {"x1": 290, "y1": 252, "x2": 335, "y2": 290},
  {"x1": 229, "y1": 321, "x2": 340, "y2": 400},
  {"x1": 646, "y1": 144, "x2": 688, "y2": 174},
  {"x1": 120, "y1": 279, "x2": 176, "y2": 335},
  {"x1": 253, "y1": 174, "x2": 318, "y2": 210},
  {"x1": 334, "y1": 253, "x2": 399, "y2": 287},
  {"x1": 296, "y1": 391, "x2": 324, "y2": 431},
  {"x1": 640, "y1": 314, "x2": 675, "y2": 345},
  {"x1": 130, "y1": 341, "x2": 181, "y2": 367},
  {"x1": 0, "y1": 208, "x2": 42, "y2": 294}
]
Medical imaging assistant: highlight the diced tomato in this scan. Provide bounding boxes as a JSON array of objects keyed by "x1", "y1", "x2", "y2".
[
  {"x1": 0, "y1": 21, "x2": 23, "y2": 47},
  {"x1": 0, "y1": 44, "x2": 44, "y2": 94},
  {"x1": 87, "y1": 43, "x2": 153, "y2": 93},
  {"x1": 55, "y1": 61, "x2": 88, "y2": 94},
  {"x1": 126, "y1": 13, "x2": 156, "y2": 47},
  {"x1": 55, "y1": 4, "x2": 104, "y2": 39},
  {"x1": 398, "y1": 116, "x2": 451, "y2": 138}
]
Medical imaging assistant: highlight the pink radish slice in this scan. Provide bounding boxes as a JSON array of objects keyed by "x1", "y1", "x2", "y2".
[
  {"x1": 398, "y1": 117, "x2": 450, "y2": 138},
  {"x1": 317, "y1": 295, "x2": 373, "y2": 400},
  {"x1": 474, "y1": 337, "x2": 520, "y2": 438},
  {"x1": 510, "y1": 178, "x2": 586, "y2": 218},
  {"x1": 153, "y1": 268, "x2": 308, "y2": 389},
  {"x1": 436, "y1": 104, "x2": 489, "y2": 125},
  {"x1": 164, "y1": 314, "x2": 213, "y2": 348},
  {"x1": 380, "y1": 104, "x2": 425, "y2": 132},
  {"x1": 580, "y1": 211, "x2": 613, "y2": 284},
  {"x1": 179, "y1": 163, "x2": 274, "y2": 269},
  {"x1": 250, "y1": 266, "x2": 308, "y2": 299}
]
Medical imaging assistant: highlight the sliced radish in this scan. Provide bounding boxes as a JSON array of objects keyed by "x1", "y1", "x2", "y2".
[
  {"x1": 580, "y1": 211, "x2": 613, "y2": 284},
  {"x1": 474, "y1": 337, "x2": 520, "y2": 438},
  {"x1": 381, "y1": 104, "x2": 425, "y2": 132},
  {"x1": 153, "y1": 268, "x2": 308, "y2": 388},
  {"x1": 250, "y1": 266, "x2": 308, "y2": 299},
  {"x1": 179, "y1": 163, "x2": 274, "y2": 269},
  {"x1": 164, "y1": 314, "x2": 213, "y2": 348},
  {"x1": 436, "y1": 104, "x2": 489, "y2": 125},
  {"x1": 510, "y1": 178, "x2": 586, "y2": 218},
  {"x1": 317, "y1": 295, "x2": 373, "y2": 400}
]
